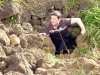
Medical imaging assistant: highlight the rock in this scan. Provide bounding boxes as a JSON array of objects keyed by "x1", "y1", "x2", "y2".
[
  {"x1": 0, "y1": 45, "x2": 6, "y2": 62},
  {"x1": 22, "y1": 22, "x2": 33, "y2": 33},
  {"x1": 4, "y1": 71, "x2": 25, "y2": 75},
  {"x1": 42, "y1": 69, "x2": 67, "y2": 75},
  {"x1": 21, "y1": 48, "x2": 46, "y2": 71},
  {"x1": 42, "y1": 21, "x2": 47, "y2": 27},
  {"x1": 76, "y1": 34, "x2": 88, "y2": 48},
  {"x1": 37, "y1": 59, "x2": 55, "y2": 69},
  {"x1": 0, "y1": 24, "x2": 9, "y2": 33},
  {"x1": 79, "y1": 1, "x2": 93, "y2": 10},
  {"x1": 0, "y1": 71, "x2": 3, "y2": 75},
  {"x1": 0, "y1": 29, "x2": 10, "y2": 46},
  {"x1": 52, "y1": 59, "x2": 75, "y2": 70},
  {"x1": 38, "y1": 13, "x2": 46, "y2": 19},
  {"x1": 0, "y1": 24, "x2": 5, "y2": 30},
  {"x1": 68, "y1": 26, "x2": 81, "y2": 38},
  {"x1": 4, "y1": 48, "x2": 46, "y2": 75},
  {"x1": 4, "y1": 54, "x2": 20, "y2": 67},
  {"x1": 3, "y1": 45, "x2": 22, "y2": 56},
  {"x1": 29, "y1": 19, "x2": 41, "y2": 26},
  {"x1": 0, "y1": 0, "x2": 19, "y2": 20},
  {"x1": 9, "y1": 34, "x2": 20, "y2": 46},
  {"x1": 4, "y1": 53, "x2": 34, "y2": 75},
  {"x1": 9, "y1": 23, "x2": 34, "y2": 35},
  {"x1": 52, "y1": 61, "x2": 68, "y2": 69},
  {"x1": 8, "y1": 24, "x2": 23, "y2": 36},
  {"x1": 19, "y1": 33, "x2": 44, "y2": 48},
  {"x1": 42, "y1": 36, "x2": 55, "y2": 53},
  {"x1": 76, "y1": 34, "x2": 85, "y2": 44},
  {"x1": 0, "y1": 61, "x2": 6, "y2": 72},
  {"x1": 71, "y1": 57, "x2": 100, "y2": 74},
  {"x1": 29, "y1": 0, "x2": 64, "y2": 26},
  {"x1": 35, "y1": 68, "x2": 46, "y2": 74},
  {"x1": 45, "y1": 0, "x2": 63, "y2": 12},
  {"x1": 33, "y1": 25, "x2": 45, "y2": 33}
]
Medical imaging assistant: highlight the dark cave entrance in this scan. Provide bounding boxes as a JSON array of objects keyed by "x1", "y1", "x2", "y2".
[{"x1": 67, "y1": 37, "x2": 77, "y2": 53}]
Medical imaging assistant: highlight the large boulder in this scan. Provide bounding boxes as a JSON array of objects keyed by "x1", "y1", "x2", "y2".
[
  {"x1": 35, "y1": 57, "x2": 100, "y2": 75},
  {"x1": 37, "y1": 59, "x2": 55, "y2": 69},
  {"x1": 35, "y1": 68, "x2": 46, "y2": 74},
  {"x1": 0, "y1": 0, "x2": 19, "y2": 20},
  {"x1": 9, "y1": 34, "x2": 20, "y2": 46},
  {"x1": 19, "y1": 33, "x2": 44, "y2": 48},
  {"x1": 4, "y1": 71, "x2": 25, "y2": 75},
  {"x1": 4, "y1": 53, "x2": 34, "y2": 75},
  {"x1": 42, "y1": 69, "x2": 68, "y2": 75},
  {"x1": 8, "y1": 23, "x2": 33, "y2": 36},
  {"x1": 0, "y1": 45, "x2": 6, "y2": 62},
  {"x1": 21, "y1": 23, "x2": 33, "y2": 34},
  {"x1": 8, "y1": 24, "x2": 23, "y2": 36},
  {"x1": 0, "y1": 24, "x2": 7, "y2": 31},
  {"x1": 20, "y1": 48, "x2": 47, "y2": 71},
  {"x1": 42, "y1": 36, "x2": 55, "y2": 53},
  {"x1": 33, "y1": 25, "x2": 45, "y2": 33},
  {"x1": 0, "y1": 29, "x2": 10, "y2": 46},
  {"x1": 4, "y1": 48, "x2": 46, "y2": 75},
  {"x1": 3, "y1": 45, "x2": 22, "y2": 56},
  {"x1": 0, "y1": 71, "x2": 3, "y2": 75},
  {"x1": 0, "y1": 45, "x2": 6, "y2": 72},
  {"x1": 76, "y1": 34, "x2": 88, "y2": 49},
  {"x1": 29, "y1": 0, "x2": 64, "y2": 26},
  {"x1": 0, "y1": 61, "x2": 6, "y2": 72}
]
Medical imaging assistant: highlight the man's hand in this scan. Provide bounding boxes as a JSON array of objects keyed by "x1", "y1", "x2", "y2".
[
  {"x1": 81, "y1": 29, "x2": 86, "y2": 35},
  {"x1": 49, "y1": 30, "x2": 55, "y2": 33}
]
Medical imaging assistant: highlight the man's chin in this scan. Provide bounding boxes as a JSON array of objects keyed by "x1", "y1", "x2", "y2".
[{"x1": 52, "y1": 23, "x2": 56, "y2": 26}]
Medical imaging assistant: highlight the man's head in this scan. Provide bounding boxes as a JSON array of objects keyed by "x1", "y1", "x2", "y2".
[{"x1": 50, "y1": 11, "x2": 61, "y2": 26}]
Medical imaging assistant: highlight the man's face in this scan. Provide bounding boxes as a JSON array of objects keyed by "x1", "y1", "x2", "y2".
[{"x1": 51, "y1": 15, "x2": 59, "y2": 26}]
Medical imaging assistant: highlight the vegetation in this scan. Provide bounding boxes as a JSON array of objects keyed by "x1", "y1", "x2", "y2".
[
  {"x1": 61, "y1": 0, "x2": 100, "y2": 58},
  {"x1": 70, "y1": 0, "x2": 82, "y2": 6},
  {"x1": 76, "y1": 0, "x2": 100, "y2": 58},
  {"x1": 45, "y1": 52, "x2": 59, "y2": 63},
  {"x1": 79, "y1": 4, "x2": 100, "y2": 47},
  {"x1": 5, "y1": 15, "x2": 19, "y2": 23},
  {"x1": 77, "y1": 48, "x2": 88, "y2": 57},
  {"x1": 62, "y1": 0, "x2": 82, "y2": 14},
  {"x1": 0, "y1": 0, "x2": 8, "y2": 7}
]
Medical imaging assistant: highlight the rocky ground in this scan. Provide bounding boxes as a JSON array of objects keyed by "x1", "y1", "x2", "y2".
[{"x1": 0, "y1": 0, "x2": 100, "y2": 75}]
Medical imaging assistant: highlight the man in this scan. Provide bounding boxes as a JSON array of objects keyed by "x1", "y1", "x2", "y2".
[{"x1": 41, "y1": 11, "x2": 86, "y2": 55}]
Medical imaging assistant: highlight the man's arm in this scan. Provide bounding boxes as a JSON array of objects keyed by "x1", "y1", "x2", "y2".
[{"x1": 71, "y1": 18, "x2": 86, "y2": 35}]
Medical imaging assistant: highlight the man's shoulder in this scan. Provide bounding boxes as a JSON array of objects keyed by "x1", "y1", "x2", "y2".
[
  {"x1": 61, "y1": 18, "x2": 71, "y2": 21},
  {"x1": 61, "y1": 18, "x2": 71, "y2": 26}
]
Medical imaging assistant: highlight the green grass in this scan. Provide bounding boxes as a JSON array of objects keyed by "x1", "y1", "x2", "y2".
[
  {"x1": 79, "y1": 3, "x2": 100, "y2": 48},
  {"x1": 5, "y1": 15, "x2": 19, "y2": 23},
  {"x1": 77, "y1": 48, "x2": 88, "y2": 57},
  {"x1": 13, "y1": 0, "x2": 29, "y2": 7},
  {"x1": 45, "y1": 52, "x2": 59, "y2": 63},
  {"x1": 73, "y1": 69, "x2": 86, "y2": 75},
  {"x1": 0, "y1": 0, "x2": 8, "y2": 7},
  {"x1": 80, "y1": 5, "x2": 100, "y2": 28},
  {"x1": 76, "y1": 1, "x2": 100, "y2": 57},
  {"x1": 70, "y1": 0, "x2": 82, "y2": 6},
  {"x1": 62, "y1": 0, "x2": 82, "y2": 14},
  {"x1": 89, "y1": 47, "x2": 100, "y2": 59}
]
